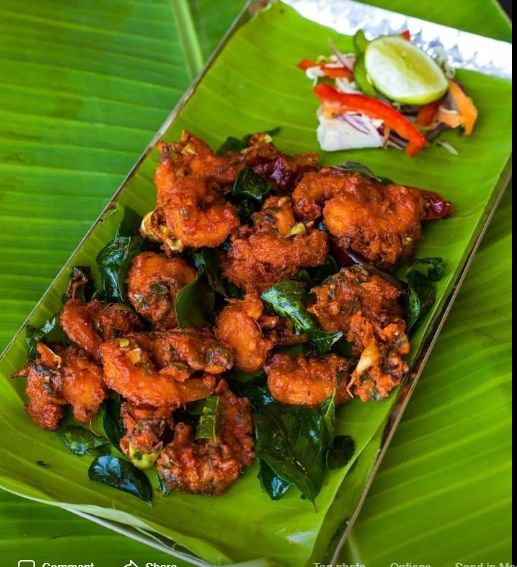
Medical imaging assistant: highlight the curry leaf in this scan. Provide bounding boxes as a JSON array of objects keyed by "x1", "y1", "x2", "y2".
[
  {"x1": 253, "y1": 398, "x2": 336, "y2": 502},
  {"x1": 96, "y1": 208, "x2": 144, "y2": 304},
  {"x1": 298, "y1": 255, "x2": 339, "y2": 287},
  {"x1": 174, "y1": 269, "x2": 215, "y2": 328},
  {"x1": 192, "y1": 248, "x2": 227, "y2": 296},
  {"x1": 88, "y1": 455, "x2": 152, "y2": 504},
  {"x1": 261, "y1": 281, "x2": 313, "y2": 333},
  {"x1": 232, "y1": 167, "x2": 274, "y2": 202},
  {"x1": 408, "y1": 257, "x2": 445, "y2": 281},
  {"x1": 228, "y1": 370, "x2": 275, "y2": 411},
  {"x1": 261, "y1": 281, "x2": 343, "y2": 354},
  {"x1": 405, "y1": 271, "x2": 437, "y2": 333},
  {"x1": 404, "y1": 258, "x2": 445, "y2": 333},
  {"x1": 25, "y1": 318, "x2": 60, "y2": 361},
  {"x1": 334, "y1": 161, "x2": 392, "y2": 184},
  {"x1": 217, "y1": 127, "x2": 281, "y2": 155},
  {"x1": 258, "y1": 459, "x2": 292, "y2": 500},
  {"x1": 103, "y1": 394, "x2": 125, "y2": 450},
  {"x1": 327, "y1": 435, "x2": 355, "y2": 470},
  {"x1": 193, "y1": 396, "x2": 220, "y2": 441},
  {"x1": 307, "y1": 329, "x2": 344, "y2": 354},
  {"x1": 60, "y1": 425, "x2": 111, "y2": 457}
]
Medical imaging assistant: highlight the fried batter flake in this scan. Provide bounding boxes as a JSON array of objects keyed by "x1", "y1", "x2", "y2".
[
  {"x1": 309, "y1": 265, "x2": 410, "y2": 401},
  {"x1": 222, "y1": 196, "x2": 329, "y2": 293}
]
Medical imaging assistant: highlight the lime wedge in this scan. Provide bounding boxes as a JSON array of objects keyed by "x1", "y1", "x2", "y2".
[{"x1": 364, "y1": 35, "x2": 448, "y2": 104}]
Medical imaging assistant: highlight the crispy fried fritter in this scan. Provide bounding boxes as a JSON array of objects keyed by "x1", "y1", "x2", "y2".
[
  {"x1": 160, "y1": 130, "x2": 319, "y2": 193},
  {"x1": 60, "y1": 300, "x2": 103, "y2": 356},
  {"x1": 221, "y1": 196, "x2": 329, "y2": 293},
  {"x1": 60, "y1": 347, "x2": 107, "y2": 423},
  {"x1": 99, "y1": 336, "x2": 216, "y2": 407},
  {"x1": 266, "y1": 353, "x2": 352, "y2": 407},
  {"x1": 293, "y1": 168, "x2": 452, "y2": 267},
  {"x1": 157, "y1": 381, "x2": 254, "y2": 495},
  {"x1": 214, "y1": 295, "x2": 273, "y2": 373},
  {"x1": 60, "y1": 299, "x2": 142, "y2": 357},
  {"x1": 243, "y1": 133, "x2": 320, "y2": 192},
  {"x1": 154, "y1": 141, "x2": 240, "y2": 250},
  {"x1": 127, "y1": 252, "x2": 196, "y2": 329},
  {"x1": 119, "y1": 403, "x2": 174, "y2": 469},
  {"x1": 17, "y1": 343, "x2": 106, "y2": 430},
  {"x1": 160, "y1": 131, "x2": 243, "y2": 187},
  {"x1": 309, "y1": 265, "x2": 410, "y2": 401},
  {"x1": 151, "y1": 328, "x2": 233, "y2": 375}
]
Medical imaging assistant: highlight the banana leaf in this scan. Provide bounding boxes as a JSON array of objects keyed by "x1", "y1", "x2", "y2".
[{"x1": 0, "y1": 1, "x2": 510, "y2": 564}]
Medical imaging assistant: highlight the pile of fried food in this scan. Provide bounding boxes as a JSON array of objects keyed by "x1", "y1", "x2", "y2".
[{"x1": 15, "y1": 131, "x2": 452, "y2": 496}]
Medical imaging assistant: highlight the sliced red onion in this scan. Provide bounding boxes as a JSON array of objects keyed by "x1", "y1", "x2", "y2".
[
  {"x1": 426, "y1": 122, "x2": 449, "y2": 142},
  {"x1": 328, "y1": 40, "x2": 356, "y2": 71},
  {"x1": 339, "y1": 113, "x2": 372, "y2": 135}
]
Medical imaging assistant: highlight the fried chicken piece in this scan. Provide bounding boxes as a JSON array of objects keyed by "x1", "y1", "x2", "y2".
[
  {"x1": 154, "y1": 142, "x2": 240, "y2": 250},
  {"x1": 99, "y1": 336, "x2": 216, "y2": 407},
  {"x1": 243, "y1": 132, "x2": 320, "y2": 193},
  {"x1": 157, "y1": 381, "x2": 254, "y2": 495},
  {"x1": 214, "y1": 295, "x2": 273, "y2": 373},
  {"x1": 60, "y1": 299, "x2": 142, "y2": 357},
  {"x1": 293, "y1": 168, "x2": 452, "y2": 268},
  {"x1": 148, "y1": 131, "x2": 321, "y2": 253},
  {"x1": 15, "y1": 343, "x2": 106, "y2": 430},
  {"x1": 160, "y1": 130, "x2": 319, "y2": 193},
  {"x1": 309, "y1": 265, "x2": 410, "y2": 401},
  {"x1": 221, "y1": 196, "x2": 329, "y2": 293},
  {"x1": 60, "y1": 347, "x2": 107, "y2": 423},
  {"x1": 266, "y1": 353, "x2": 352, "y2": 407},
  {"x1": 127, "y1": 252, "x2": 196, "y2": 329},
  {"x1": 160, "y1": 130, "x2": 244, "y2": 187},
  {"x1": 151, "y1": 328, "x2": 233, "y2": 375},
  {"x1": 119, "y1": 403, "x2": 174, "y2": 469}
]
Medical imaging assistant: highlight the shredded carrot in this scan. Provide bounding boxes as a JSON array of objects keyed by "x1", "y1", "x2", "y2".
[
  {"x1": 436, "y1": 109, "x2": 464, "y2": 129},
  {"x1": 447, "y1": 80, "x2": 478, "y2": 135}
]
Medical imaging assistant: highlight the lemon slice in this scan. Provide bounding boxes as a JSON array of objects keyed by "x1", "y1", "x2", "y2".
[{"x1": 364, "y1": 35, "x2": 448, "y2": 104}]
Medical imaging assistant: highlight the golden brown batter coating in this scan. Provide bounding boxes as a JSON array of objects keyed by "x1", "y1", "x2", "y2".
[
  {"x1": 151, "y1": 328, "x2": 233, "y2": 375},
  {"x1": 214, "y1": 295, "x2": 273, "y2": 373},
  {"x1": 160, "y1": 130, "x2": 319, "y2": 193},
  {"x1": 309, "y1": 266, "x2": 410, "y2": 401},
  {"x1": 127, "y1": 252, "x2": 196, "y2": 329},
  {"x1": 154, "y1": 141, "x2": 240, "y2": 250},
  {"x1": 266, "y1": 353, "x2": 352, "y2": 407},
  {"x1": 60, "y1": 299, "x2": 142, "y2": 357},
  {"x1": 243, "y1": 133, "x2": 320, "y2": 192},
  {"x1": 156, "y1": 381, "x2": 254, "y2": 495},
  {"x1": 119, "y1": 403, "x2": 174, "y2": 469},
  {"x1": 293, "y1": 168, "x2": 451, "y2": 267},
  {"x1": 17, "y1": 343, "x2": 106, "y2": 430},
  {"x1": 99, "y1": 336, "x2": 216, "y2": 407},
  {"x1": 60, "y1": 347, "x2": 107, "y2": 423},
  {"x1": 221, "y1": 196, "x2": 329, "y2": 293},
  {"x1": 160, "y1": 130, "x2": 244, "y2": 188}
]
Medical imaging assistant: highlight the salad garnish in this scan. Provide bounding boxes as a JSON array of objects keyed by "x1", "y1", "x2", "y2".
[{"x1": 299, "y1": 30, "x2": 479, "y2": 156}]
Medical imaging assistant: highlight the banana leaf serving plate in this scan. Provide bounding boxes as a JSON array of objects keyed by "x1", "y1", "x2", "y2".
[{"x1": 0, "y1": 1, "x2": 512, "y2": 566}]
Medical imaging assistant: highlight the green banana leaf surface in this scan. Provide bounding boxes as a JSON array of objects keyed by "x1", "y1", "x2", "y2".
[{"x1": 0, "y1": 0, "x2": 511, "y2": 566}]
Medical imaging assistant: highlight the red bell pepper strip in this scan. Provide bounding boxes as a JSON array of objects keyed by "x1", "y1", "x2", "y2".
[
  {"x1": 314, "y1": 83, "x2": 427, "y2": 157},
  {"x1": 298, "y1": 59, "x2": 353, "y2": 79},
  {"x1": 400, "y1": 30, "x2": 411, "y2": 40},
  {"x1": 416, "y1": 99, "x2": 441, "y2": 126}
]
